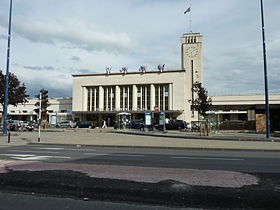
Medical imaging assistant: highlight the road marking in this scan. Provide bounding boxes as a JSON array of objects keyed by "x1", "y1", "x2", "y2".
[
  {"x1": 0, "y1": 154, "x2": 71, "y2": 160},
  {"x1": 83, "y1": 153, "x2": 107, "y2": 156},
  {"x1": 34, "y1": 147, "x2": 97, "y2": 152},
  {"x1": 8, "y1": 150, "x2": 59, "y2": 154},
  {"x1": 109, "y1": 154, "x2": 145, "y2": 157},
  {"x1": 34, "y1": 147, "x2": 64, "y2": 150},
  {"x1": 65, "y1": 148, "x2": 97, "y2": 151},
  {"x1": 171, "y1": 156, "x2": 245, "y2": 161}
]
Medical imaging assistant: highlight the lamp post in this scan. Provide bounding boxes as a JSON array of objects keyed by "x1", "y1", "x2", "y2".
[
  {"x1": 2, "y1": 0, "x2": 13, "y2": 134},
  {"x1": 260, "y1": 0, "x2": 270, "y2": 138}
]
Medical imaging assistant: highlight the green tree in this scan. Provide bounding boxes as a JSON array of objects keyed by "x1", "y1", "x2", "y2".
[
  {"x1": 192, "y1": 82, "x2": 212, "y2": 136},
  {"x1": 0, "y1": 70, "x2": 29, "y2": 108},
  {"x1": 35, "y1": 89, "x2": 50, "y2": 120},
  {"x1": 192, "y1": 82, "x2": 212, "y2": 117}
]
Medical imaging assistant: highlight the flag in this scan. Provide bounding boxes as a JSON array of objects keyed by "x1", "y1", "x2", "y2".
[
  {"x1": 139, "y1": 66, "x2": 147, "y2": 73},
  {"x1": 105, "y1": 67, "x2": 111, "y2": 75},
  {"x1": 158, "y1": 64, "x2": 165, "y2": 73},
  {"x1": 184, "y1": 7, "x2": 190, "y2": 14}
]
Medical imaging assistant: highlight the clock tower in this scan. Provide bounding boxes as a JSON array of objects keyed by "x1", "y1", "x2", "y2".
[
  {"x1": 181, "y1": 32, "x2": 203, "y2": 121},
  {"x1": 181, "y1": 33, "x2": 203, "y2": 84}
]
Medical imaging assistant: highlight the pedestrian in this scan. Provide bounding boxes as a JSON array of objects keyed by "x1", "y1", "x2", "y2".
[{"x1": 102, "y1": 120, "x2": 107, "y2": 128}]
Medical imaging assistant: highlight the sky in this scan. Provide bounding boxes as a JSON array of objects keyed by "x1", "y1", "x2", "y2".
[{"x1": 0, "y1": 0, "x2": 279, "y2": 97}]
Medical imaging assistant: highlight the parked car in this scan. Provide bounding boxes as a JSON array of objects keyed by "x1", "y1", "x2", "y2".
[
  {"x1": 6, "y1": 120, "x2": 34, "y2": 132},
  {"x1": 155, "y1": 120, "x2": 188, "y2": 130},
  {"x1": 75, "y1": 121, "x2": 96, "y2": 128},
  {"x1": 7, "y1": 120, "x2": 22, "y2": 131},
  {"x1": 56, "y1": 121, "x2": 71, "y2": 128},
  {"x1": 129, "y1": 120, "x2": 144, "y2": 129}
]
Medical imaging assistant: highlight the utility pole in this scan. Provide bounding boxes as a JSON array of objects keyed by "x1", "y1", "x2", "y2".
[
  {"x1": 38, "y1": 92, "x2": 41, "y2": 142},
  {"x1": 3, "y1": 0, "x2": 13, "y2": 134},
  {"x1": 260, "y1": 0, "x2": 270, "y2": 138}
]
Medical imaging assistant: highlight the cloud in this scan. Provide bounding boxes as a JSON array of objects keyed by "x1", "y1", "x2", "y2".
[
  {"x1": 23, "y1": 65, "x2": 55, "y2": 71},
  {"x1": 71, "y1": 56, "x2": 81, "y2": 62},
  {"x1": 0, "y1": 16, "x2": 134, "y2": 54}
]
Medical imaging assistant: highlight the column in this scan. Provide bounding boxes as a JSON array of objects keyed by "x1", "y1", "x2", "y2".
[
  {"x1": 110, "y1": 87, "x2": 113, "y2": 111},
  {"x1": 150, "y1": 84, "x2": 155, "y2": 111},
  {"x1": 115, "y1": 85, "x2": 120, "y2": 111},
  {"x1": 169, "y1": 83, "x2": 173, "y2": 110},
  {"x1": 123, "y1": 87, "x2": 125, "y2": 110},
  {"x1": 106, "y1": 88, "x2": 109, "y2": 111},
  {"x1": 98, "y1": 86, "x2": 104, "y2": 111},
  {"x1": 89, "y1": 88, "x2": 93, "y2": 111},
  {"x1": 158, "y1": 85, "x2": 161, "y2": 109},
  {"x1": 145, "y1": 86, "x2": 147, "y2": 109},
  {"x1": 140, "y1": 86, "x2": 143, "y2": 109},
  {"x1": 94, "y1": 88, "x2": 97, "y2": 111},
  {"x1": 132, "y1": 85, "x2": 137, "y2": 111},
  {"x1": 162, "y1": 86, "x2": 165, "y2": 110},
  {"x1": 82, "y1": 87, "x2": 88, "y2": 112},
  {"x1": 127, "y1": 86, "x2": 130, "y2": 110}
]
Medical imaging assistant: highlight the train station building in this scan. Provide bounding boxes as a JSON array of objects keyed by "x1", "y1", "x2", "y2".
[{"x1": 72, "y1": 33, "x2": 203, "y2": 125}]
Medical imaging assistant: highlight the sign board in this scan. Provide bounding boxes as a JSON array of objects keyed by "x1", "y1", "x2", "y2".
[
  {"x1": 154, "y1": 106, "x2": 160, "y2": 111},
  {"x1": 51, "y1": 115, "x2": 57, "y2": 125},
  {"x1": 145, "y1": 112, "x2": 152, "y2": 126},
  {"x1": 159, "y1": 112, "x2": 165, "y2": 125}
]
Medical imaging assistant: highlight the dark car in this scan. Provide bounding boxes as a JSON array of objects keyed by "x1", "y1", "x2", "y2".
[
  {"x1": 155, "y1": 120, "x2": 187, "y2": 130},
  {"x1": 129, "y1": 120, "x2": 144, "y2": 129},
  {"x1": 75, "y1": 121, "x2": 95, "y2": 128}
]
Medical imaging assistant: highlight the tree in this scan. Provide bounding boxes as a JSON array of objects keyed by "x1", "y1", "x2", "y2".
[
  {"x1": 192, "y1": 82, "x2": 212, "y2": 136},
  {"x1": 192, "y1": 82, "x2": 212, "y2": 117},
  {"x1": 35, "y1": 89, "x2": 50, "y2": 120},
  {"x1": 0, "y1": 70, "x2": 29, "y2": 108}
]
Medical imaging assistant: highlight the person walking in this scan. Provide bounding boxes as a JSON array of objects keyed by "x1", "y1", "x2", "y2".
[{"x1": 102, "y1": 120, "x2": 107, "y2": 128}]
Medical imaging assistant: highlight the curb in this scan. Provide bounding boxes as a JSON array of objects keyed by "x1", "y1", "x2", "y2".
[{"x1": 110, "y1": 130, "x2": 280, "y2": 142}]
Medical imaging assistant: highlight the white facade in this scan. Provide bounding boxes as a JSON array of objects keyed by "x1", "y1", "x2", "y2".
[
  {"x1": 0, "y1": 97, "x2": 72, "y2": 124},
  {"x1": 72, "y1": 33, "x2": 204, "y2": 123}
]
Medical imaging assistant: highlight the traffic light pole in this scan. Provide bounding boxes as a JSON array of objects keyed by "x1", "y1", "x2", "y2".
[{"x1": 38, "y1": 92, "x2": 41, "y2": 142}]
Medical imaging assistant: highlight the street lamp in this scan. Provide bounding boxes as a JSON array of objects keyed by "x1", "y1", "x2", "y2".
[
  {"x1": 2, "y1": 0, "x2": 13, "y2": 134},
  {"x1": 260, "y1": 0, "x2": 270, "y2": 138}
]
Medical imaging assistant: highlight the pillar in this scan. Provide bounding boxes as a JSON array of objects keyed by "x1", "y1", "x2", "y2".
[
  {"x1": 150, "y1": 84, "x2": 155, "y2": 111},
  {"x1": 169, "y1": 83, "x2": 173, "y2": 110},
  {"x1": 98, "y1": 86, "x2": 104, "y2": 111},
  {"x1": 132, "y1": 85, "x2": 137, "y2": 111},
  {"x1": 115, "y1": 85, "x2": 120, "y2": 111}
]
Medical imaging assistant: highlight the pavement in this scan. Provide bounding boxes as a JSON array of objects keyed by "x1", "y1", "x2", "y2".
[{"x1": 0, "y1": 128, "x2": 280, "y2": 151}]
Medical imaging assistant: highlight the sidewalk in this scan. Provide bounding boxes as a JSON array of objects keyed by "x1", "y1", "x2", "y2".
[{"x1": 1, "y1": 128, "x2": 280, "y2": 151}]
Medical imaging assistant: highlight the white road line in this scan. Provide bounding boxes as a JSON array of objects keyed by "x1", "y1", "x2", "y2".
[
  {"x1": 34, "y1": 148, "x2": 97, "y2": 152},
  {"x1": 109, "y1": 154, "x2": 145, "y2": 157},
  {"x1": 83, "y1": 153, "x2": 108, "y2": 156},
  {"x1": 171, "y1": 156, "x2": 245, "y2": 161},
  {"x1": 65, "y1": 149, "x2": 97, "y2": 151},
  {"x1": 2, "y1": 154, "x2": 34, "y2": 157},
  {"x1": 34, "y1": 147, "x2": 64, "y2": 150},
  {"x1": 8, "y1": 150, "x2": 59, "y2": 154},
  {"x1": 0, "y1": 154, "x2": 71, "y2": 160}
]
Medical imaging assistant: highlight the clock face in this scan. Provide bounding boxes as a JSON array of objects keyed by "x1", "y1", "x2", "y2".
[{"x1": 186, "y1": 46, "x2": 198, "y2": 58}]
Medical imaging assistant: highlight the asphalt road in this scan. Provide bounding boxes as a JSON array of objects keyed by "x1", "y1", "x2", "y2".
[
  {"x1": 0, "y1": 192, "x2": 179, "y2": 210},
  {"x1": 0, "y1": 144, "x2": 280, "y2": 173}
]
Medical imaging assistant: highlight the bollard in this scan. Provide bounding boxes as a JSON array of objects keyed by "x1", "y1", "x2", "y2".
[{"x1": 8, "y1": 131, "x2": 11, "y2": 143}]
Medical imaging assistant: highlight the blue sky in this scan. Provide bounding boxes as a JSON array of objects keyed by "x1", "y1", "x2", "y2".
[{"x1": 0, "y1": 0, "x2": 279, "y2": 97}]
